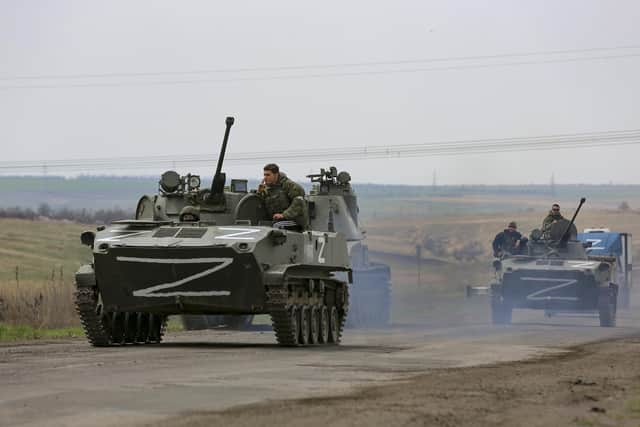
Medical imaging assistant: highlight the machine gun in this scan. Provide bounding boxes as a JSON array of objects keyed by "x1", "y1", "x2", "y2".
[{"x1": 206, "y1": 116, "x2": 235, "y2": 209}]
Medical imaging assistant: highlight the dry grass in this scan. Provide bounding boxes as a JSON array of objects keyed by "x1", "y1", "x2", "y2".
[
  {"x1": 0, "y1": 218, "x2": 88, "y2": 329},
  {"x1": 0, "y1": 276, "x2": 79, "y2": 329}
]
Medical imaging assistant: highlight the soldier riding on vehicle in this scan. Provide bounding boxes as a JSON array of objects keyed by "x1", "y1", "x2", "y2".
[
  {"x1": 257, "y1": 163, "x2": 308, "y2": 230},
  {"x1": 492, "y1": 221, "x2": 528, "y2": 257},
  {"x1": 542, "y1": 203, "x2": 565, "y2": 238}
]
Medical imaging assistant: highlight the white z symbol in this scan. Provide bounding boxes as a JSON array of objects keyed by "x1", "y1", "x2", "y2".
[
  {"x1": 522, "y1": 277, "x2": 578, "y2": 301},
  {"x1": 214, "y1": 227, "x2": 261, "y2": 240},
  {"x1": 317, "y1": 236, "x2": 326, "y2": 264},
  {"x1": 117, "y1": 257, "x2": 234, "y2": 297}
]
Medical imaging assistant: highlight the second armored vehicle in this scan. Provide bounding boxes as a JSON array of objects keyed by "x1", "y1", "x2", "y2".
[
  {"x1": 182, "y1": 166, "x2": 393, "y2": 330},
  {"x1": 489, "y1": 198, "x2": 619, "y2": 327}
]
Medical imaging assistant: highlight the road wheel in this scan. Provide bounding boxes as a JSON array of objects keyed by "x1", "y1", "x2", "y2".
[
  {"x1": 599, "y1": 286, "x2": 617, "y2": 327},
  {"x1": 289, "y1": 305, "x2": 300, "y2": 346},
  {"x1": 328, "y1": 306, "x2": 340, "y2": 343},
  {"x1": 309, "y1": 306, "x2": 319, "y2": 344},
  {"x1": 318, "y1": 305, "x2": 329, "y2": 344},
  {"x1": 619, "y1": 285, "x2": 631, "y2": 310},
  {"x1": 111, "y1": 312, "x2": 126, "y2": 344},
  {"x1": 299, "y1": 306, "x2": 310, "y2": 345},
  {"x1": 491, "y1": 295, "x2": 512, "y2": 325}
]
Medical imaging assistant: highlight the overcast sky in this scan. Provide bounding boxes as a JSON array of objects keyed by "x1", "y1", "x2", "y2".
[{"x1": 1, "y1": 0, "x2": 639, "y2": 185}]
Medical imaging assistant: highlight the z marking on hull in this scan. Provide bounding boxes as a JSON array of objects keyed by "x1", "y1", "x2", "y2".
[
  {"x1": 214, "y1": 227, "x2": 261, "y2": 240},
  {"x1": 567, "y1": 261, "x2": 598, "y2": 268},
  {"x1": 522, "y1": 277, "x2": 579, "y2": 301},
  {"x1": 116, "y1": 257, "x2": 233, "y2": 297},
  {"x1": 97, "y1": 230, "x2": 150, "y2": 242},
  {"x1": 317, "y1": 236, "x2": 327, "y2": 264}
]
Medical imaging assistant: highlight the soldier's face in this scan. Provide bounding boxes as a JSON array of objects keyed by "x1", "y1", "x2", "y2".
[{"x1": 263, "y1": 170, "x2": 279, "y2": 185}]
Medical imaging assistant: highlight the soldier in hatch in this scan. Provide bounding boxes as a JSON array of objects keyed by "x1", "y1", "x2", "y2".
[
  {"x1": 257, "y1": 163, "x2": 308, "y2": 229},
  {"x1": 542, "y1": 203, "x2": 565, "y2": 237},
  {"x1": 492, "y1": 221, "x2": 528, "y2": 257}
]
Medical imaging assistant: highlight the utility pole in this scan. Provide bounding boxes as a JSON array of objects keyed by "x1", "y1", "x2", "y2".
[
  {"x1": 432, "y1": 170, "x2": 437, "y2": 193},
  {"x1": 416, "y1": 244, "x2": 422, "y2": 287},
  {"x1": 550, "y1": 172, "x2": 556, "y2": 197}
]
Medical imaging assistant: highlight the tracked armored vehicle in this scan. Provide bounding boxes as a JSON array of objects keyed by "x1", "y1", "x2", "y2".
[
  {"x1": 305, "y1": 168, "x2": 392, "y2": 328},
  {"x1": 489, "y1": 198, "x2": 618, "y2": 327},
  {"x1": 75, "y1": 117, "x2": 351, "y2": 347},
  {"x1": 182, "y1": 167, "x2": 392, "y2": 330}
]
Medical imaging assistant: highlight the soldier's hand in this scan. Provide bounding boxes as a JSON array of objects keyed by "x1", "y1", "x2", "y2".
[{"x1": 273, "y1": 213, "x2": 284, "y2": 220}]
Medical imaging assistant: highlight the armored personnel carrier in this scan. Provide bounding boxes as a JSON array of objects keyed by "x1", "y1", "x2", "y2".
[
  {"x1": 182, "y1": 166, "x2": 392, "y2": 330},
  {"x1": 305, "y1": 167, "x2": 392, "y2": 328},
  {"x1": 489, "y1": 198, "x2": 618, "y2": 327},
  {"x1": 75, "y1": 117, "x2": 351, "y2": 347}
]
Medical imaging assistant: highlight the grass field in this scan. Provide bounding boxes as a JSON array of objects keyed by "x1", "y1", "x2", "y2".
[{"x1": 0, "y1": 201, "x2": 638, "y2": 336}]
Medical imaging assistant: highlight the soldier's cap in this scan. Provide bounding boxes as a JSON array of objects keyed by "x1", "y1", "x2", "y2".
[{"x1": 508, "y1": 221, "x2": 517, "y2": 229}]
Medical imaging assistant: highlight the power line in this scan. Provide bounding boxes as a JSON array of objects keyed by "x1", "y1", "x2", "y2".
[
  {"x1": 2, "y1": 52, "x2": 640, "y2": 90},
  {"x1": 2, "y1": 44, "x2": 640, "y2": 82},
  {"x1": 1, "y1": 129, "x2": 638, "y2": 174}
]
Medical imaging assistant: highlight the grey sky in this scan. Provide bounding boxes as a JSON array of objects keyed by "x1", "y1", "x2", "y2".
[{"x1": 1, "y1": 0, "x2": 639, "y2": 185}]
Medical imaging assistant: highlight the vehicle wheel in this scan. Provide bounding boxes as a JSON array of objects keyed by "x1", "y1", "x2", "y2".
[
  {"x1": 123, "y1": 312, "x2": 138, "y2": 343},
  {"x1": 309, "y1": 306, "x2": 319, "y2": 344},
  {"x1": 136, "y1": 313, "x2": 150, "y2": 343},
  {"x1": 491, "y1": 295, "x2": 512, "y2": 325},
  {"x1": 289, "y1": 305, "x2": 300, "y2": 346},
  {"x1": 619, "y1": 285, "x2": 631, "y2": 310},
  {"x1": 111, "y1": 312, "x2": 126, "y2": 343},
  {"x1": 328, "y1": 306, "x2": 340, "y2": 343},
  {"x1": 148, "y1": 314, "x2": 166, "y2": 343},
  {"x1": 318, "y1": 305, "x2": 329, "y2": 344},
  {"x1": 598, "y1": 287, "x2": 617, "y2": 327},
  {"x1": 299, "y1": 306, "x2": 310, "y2": 345}
]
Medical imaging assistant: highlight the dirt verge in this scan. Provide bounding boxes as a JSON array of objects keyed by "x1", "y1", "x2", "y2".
[{"x1": 149, "y1": 336, "x2": 640, "y2": 427}]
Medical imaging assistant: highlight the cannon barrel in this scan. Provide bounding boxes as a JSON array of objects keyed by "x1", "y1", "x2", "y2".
[
  {"x1": 561, "y1": 197, "x2": 586, "y2": 242},
  {"x1": 210, "y1": 116, "x2": 235, "y2": 197}
]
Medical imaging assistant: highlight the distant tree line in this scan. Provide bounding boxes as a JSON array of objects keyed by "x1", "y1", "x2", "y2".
[{"x1": 0, "y1": 203, "x2": 133, "y2": 224}]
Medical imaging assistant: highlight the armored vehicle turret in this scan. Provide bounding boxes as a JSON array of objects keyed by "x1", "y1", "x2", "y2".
[
  {"x1": 489, "y1": 198, "x2": 618, "y2": 327},
  {"x1": 75, "y1": 117, "x2": 351, "y2": 347}
]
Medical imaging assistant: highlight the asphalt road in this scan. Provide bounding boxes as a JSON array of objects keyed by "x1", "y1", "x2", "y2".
[{"x1": 1, "y1": 308, "x2": 639, "y2": 427}]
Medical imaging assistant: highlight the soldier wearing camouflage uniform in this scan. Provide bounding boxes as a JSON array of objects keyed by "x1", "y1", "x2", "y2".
[
  {"x1": 542, "y1": 203, "x2": 564, "y2": 237},
  {"x1": 258, "y1": 163, "x2": 308, "y2": 229}
]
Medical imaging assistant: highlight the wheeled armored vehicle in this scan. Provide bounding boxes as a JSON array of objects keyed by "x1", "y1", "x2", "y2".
[
  {"x1": 488, "y1": 198, "x2": 618, "y2": 327},
  {"x1": 75, "y1": 117, "x2": 351, "y2": 347}
]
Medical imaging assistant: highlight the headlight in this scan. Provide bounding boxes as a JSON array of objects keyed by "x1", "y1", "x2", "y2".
[
  {"x1": 160, "y1": 170, "x2": 181, "y2": 193},
  {"x1": 188, "y1": 175, "x2": 201, "y2": 189}
]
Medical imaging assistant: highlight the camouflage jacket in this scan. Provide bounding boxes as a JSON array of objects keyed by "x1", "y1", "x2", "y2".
[
  {"x1": 257, "y1": 173, "x2": 307, "y2": 226},
  {"x1": 542, "y1": 211, "x2": 565, "y2": 231},
  {"x1": 492, "y1": 229, "x2": 523, "y2": 255}
]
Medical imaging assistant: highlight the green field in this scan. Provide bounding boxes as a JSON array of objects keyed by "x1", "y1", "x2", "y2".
[{"x1": 0, "y1": 218, "x2": 90, "y2": 282}]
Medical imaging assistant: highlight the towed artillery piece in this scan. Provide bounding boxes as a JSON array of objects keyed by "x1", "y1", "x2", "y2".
[
  {"x1": 75, "y1": 117, "x2": 351, "y2": 347},
  {"x1": 486, "y1": 198, "x2": 618, "y2": 327}
]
